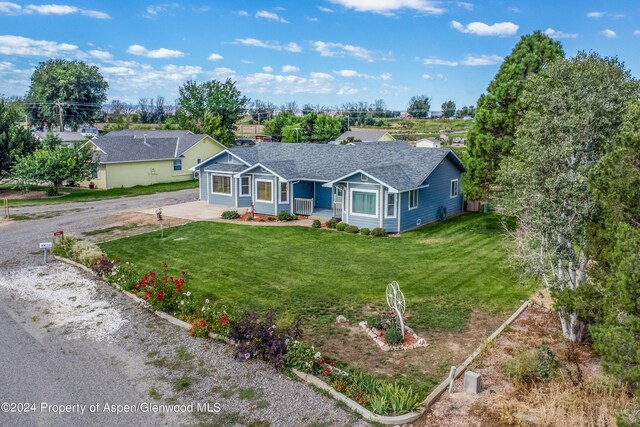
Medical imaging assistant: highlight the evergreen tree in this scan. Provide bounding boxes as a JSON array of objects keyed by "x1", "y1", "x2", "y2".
[{"x1": 465, "y1": 32, "x2": 564, "y2": 200}]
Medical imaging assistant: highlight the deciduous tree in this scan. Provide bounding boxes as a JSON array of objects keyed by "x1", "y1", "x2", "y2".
[
  {"x1": 407, "y1": 95, "x2": 430, "y2": 118},
  {"x1": 0, "y1": 97, "x2": 39, "y2": 177},
  {"x1": 500, "y1": 52, "x2": 639, "y2": 342},
  {"x1": 25, "y1": 59, "x2": 108, "y2": 131},
  {"x1": 441, "y1": 100, "x2": 456, "y2": 118},
  {"x1": 177, "y1": 79, "x2": 249, "y2": 146}
]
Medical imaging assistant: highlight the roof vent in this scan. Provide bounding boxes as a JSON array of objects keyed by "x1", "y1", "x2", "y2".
[{"x1": 143, "y1": 134, "x2": 151, "y2": 147}]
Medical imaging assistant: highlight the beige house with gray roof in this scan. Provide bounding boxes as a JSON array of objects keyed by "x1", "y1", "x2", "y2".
[{"x1": 84, "y1": 130, "x2": 224, "y2": 189}]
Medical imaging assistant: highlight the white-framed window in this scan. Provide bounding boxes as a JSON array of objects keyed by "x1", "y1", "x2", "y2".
[
  {"x1": 240, "y1": 176, "x2": 251, "y2": 196},
  {"x1": 409, "y1": 189, "x2": 419, "y2": 210},
  {"x1": 91, "y1": 165, "x2": 99, "y2": 179},
  {"x1": 279, "y1": 181, "x2": 289, "y2": 204},
  {"x1": 255, "y1": 179, "x2": 273, "y2": 203},
  {"x1": 385, "y1": 193, "x2": 397, "y2": 218},
  {"x1": 173, "y1": 159, "x2": 182, "y2": 171},
  {"x1": 350, "y1": 188, "x2": 378, "y2": 218},
  {"x1": 450, "y1": 179, "x2": 459, "y2": 198},
  {"x1": 211, "y1": 174, "x2": 231, "y2": 195}
]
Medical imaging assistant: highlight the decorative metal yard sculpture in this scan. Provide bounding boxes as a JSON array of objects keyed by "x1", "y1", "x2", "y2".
[{"x1": 386, "y1": 281, "x2": 406, "y2": 335}]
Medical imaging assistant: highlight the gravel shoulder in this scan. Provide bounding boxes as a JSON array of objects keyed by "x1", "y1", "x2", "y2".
[{"x1": 0, "y1": 261, "x2": 367, "y2": 427}]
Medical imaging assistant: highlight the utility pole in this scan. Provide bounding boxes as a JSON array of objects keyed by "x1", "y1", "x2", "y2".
[
  {"x1": 293, "y1": 127, "x2": 300, "y2": 143},
  {"x1": 57, "y1": 102, "x2": 64, "y2": 131}
]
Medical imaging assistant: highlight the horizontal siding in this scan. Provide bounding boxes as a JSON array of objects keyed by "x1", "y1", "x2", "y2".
[
  {"x1": 293, "y1": 181, "x2": 314, "y2": 199},
  {"x1": 207, "y1": 172, "x2": 235, "y2": 207},
  {"x1": 399, "y1": 156, "x2": 463, "y2": 231},
  {"x1": 314, "y1": 183, "x2": 332, "y2": 209}
]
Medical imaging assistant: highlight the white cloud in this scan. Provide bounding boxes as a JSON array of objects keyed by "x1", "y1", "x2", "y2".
[
  {"x1": 588, "y1": 11, "x2": 624, "y2": 19},
  {"x1": 127, "y1": 44, "x2": 184, "y2": 58},
  {"x1": 601, "y1": 29, "x2": 616, "y2": 38},
  {"x1": 256, "y1": 10, "x2": 289, "y2": 23},
  {"x1": 0, "y1": 2, "x2": 109, "y2": 18},
  {"x1": 144, "y1": 3, "x2": 180, "y2": 17},
  {"x1": 334, "y1": 69, "x2": 359, "y2": 77},
  {"x1": 318, "y1": 6, "x2": 334, "y2": 12},
  {"x1": 313, "y1": 41, "x2": 392, "y2": 62},
  {"x1": 89, "y1": 49, "x2": 113, "y2": 61},
  {"x1": 544, "y1": 28, "x2": 578, "y2": 39},
  {"x1": 460, "y1": 54, "x2": 503, "y2": 66},
  {"x1": 456, "y1": 2, "x2": 473, "y2": 11},
  {"x1": 262, "y1": 66, "x2": 273, "y2": 72},
  {"x1": 421, "y1": 73, "x2": 432, "y2": 79},
  {"x1": 306, "y1": 16, "x2": 319, "y2": 22},
  {"x1": 380, "y1": 72, "x2": 392, "y2": 80},
  {"x1": 508, "y1": 7, "x2": 520, "y2": 13},
  {"x1": 208, "y1": 53, "x2": 224, "y2": 61},
  {"x1": 238, "y1": 72, "x2": 336, "y2": 95},
  {"x1": 587, "y1": 11, "x2": 604, "y2": 18},
  {"x1": 327, "y1": 0, "x2": 445, "y2": 16},
  {"x1": 236, "y1": 10, "x2": 249, "y2": 16},
  {"x1": 282, "y1": 65, "x2": 299, "y2": 72},
  {"x1": 634, "y1": 30, "x2": 640, "y2": 36},
  {"x1": 210, "y1": 67, "x2": 237, "y2": 80},
  {"x1": 240, "y1": 59, "x2": 253, "y2": 64},
  {"x1": 420, "y1": 57, "x2": 459, "y2": 66},
  {"x1": 0, "y1": 35, "x2": 79, "y2": 56},
  {"x1": 236, "y1": 38, "x2": 302, "y2": 53},
  {"x1": 337, "y1": 86, "x2": 358, "y2": 95},
  {"x1": 451, "y1": 20, "x2": 518, "y2": 36},
  {"x1": 419, "y1": 54, "x2": 503, "y2": 66}
]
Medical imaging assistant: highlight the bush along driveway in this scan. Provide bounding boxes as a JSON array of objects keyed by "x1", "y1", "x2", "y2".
[{"x1": 70, "y1": 213, "x2": 531, "y2": 418}]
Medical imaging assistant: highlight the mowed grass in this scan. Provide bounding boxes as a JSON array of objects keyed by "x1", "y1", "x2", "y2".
[
  {"x1": 99, "y1": 213, "x2": 531, "y2": 335},
  {"x1": 0, "y1": 180, "x2": 198, "y2": 206}
]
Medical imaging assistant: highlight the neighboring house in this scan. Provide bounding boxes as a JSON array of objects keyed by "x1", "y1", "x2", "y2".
[
  {"x1": 85, "y1": 130, "x2": 225, "y2": 189},
  {"x1": 192, "y1": 141, "x2": 465, "y2": 233},
  {"x1": 79, "y1": 126, "x2": 99, "y2": 137},
  {"x1": 32, "y1": 131, "x2": 88, "y2": 147},
  {"x1": 415, "y1": 138, "x2": 442, "y2": 148},
  {"x1": 336, "y1": 130, "x2": 395, "y2": 142},
  {"x1": 235, "y1": 138, "x2": 256, "y2": 147},
  {"x1": 430, "y1": 111, "x2": 444, "y2": 119}
]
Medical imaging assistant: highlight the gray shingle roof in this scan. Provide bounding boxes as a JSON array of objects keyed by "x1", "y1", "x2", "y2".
[
  {"x1": 91, "y1": 132, "x2": 210, "y2": 163},
  {"x1": 226, "y1": 141, "x2": 464, "y2": 192},
  {"x1": 204, "y1": 163, "x2": 246, "y2": 173},
  {"x1": 336, "y1": 130, "x2": 392, "y2": 142}
]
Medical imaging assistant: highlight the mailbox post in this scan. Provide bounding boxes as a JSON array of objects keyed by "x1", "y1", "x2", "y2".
[{"x1": 40, "y1": 242, "x2": 53, "y2": 264}]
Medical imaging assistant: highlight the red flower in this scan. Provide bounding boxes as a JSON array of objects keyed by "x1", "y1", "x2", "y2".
[
  {"x1": 337, "y1": 385, "x2": 342, "y2": 392},
  {"x1": 221, "y1": 313, "x2": 228, "y2": 325},
  {"x1": 150, "y1": 272, "x2": 156, "y2": 278},
  {"x1": 174, "y1": 279, "x2": 180, "y2": 285},
  {"x1": 200, "y1": 320, "x2": 205, "y2": 327},
  {"x1": 162, "y1": 277, "x2": 167, "y2": 283},
  {"x1": 99, "y1": 259, "x2": 105, "y2": 265},
  {"x1": 179, "y1": 278, "x2": 185, "y2": 284},
  {"x1": 330, "y1": 362, "x2": 334, "y2": 366},
  {"x1": 324, "y1": 368, "x2": 329, "y2": 376},
  {"x1": 156, "y1": 292, "x2": 164, "y2": 300},
  {"x1": 135, "y1": 283, "x2": 141, "y2": 289},
  {"x1": 144, "y1": 290, "x2": 151, "y2": 300},
  {"x1": 176, "y1": 284, "x2": 182, "y2": 293},
  {"x1": 181, "y1": 271, "x2": 186, "y2": 275}
]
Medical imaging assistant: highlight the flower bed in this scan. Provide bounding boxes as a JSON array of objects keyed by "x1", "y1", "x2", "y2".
[
  {"x1": 54, "y1": 237, "x2": 426, "y2": 418},
  {"x1": 360, "y1": 321, "x2": 428, "y2": 351}
]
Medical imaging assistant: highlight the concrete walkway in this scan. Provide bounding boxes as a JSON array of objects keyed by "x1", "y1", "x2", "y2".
[{"x1": 137, "y1": 200, "x2": 333, "y2": 227}]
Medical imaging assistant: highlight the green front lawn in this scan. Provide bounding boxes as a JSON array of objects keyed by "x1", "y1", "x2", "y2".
[
  {"x1": 99, "y1": 213, "x2": 531, "y2": 396},
  {"x1": 100, "y1": 214, "x2": 530, "y2": 333},
  {"x1": 1, "y1": 180, "x2": 198, "y2": 206}
]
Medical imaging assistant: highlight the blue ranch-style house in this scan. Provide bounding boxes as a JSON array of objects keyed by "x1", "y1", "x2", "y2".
[{"x1": 191, "y1": 141, "x2": 465, "y2": 233}]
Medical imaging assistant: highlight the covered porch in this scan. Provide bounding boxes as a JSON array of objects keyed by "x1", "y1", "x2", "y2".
[{"x1": 291, "y1": 180, "x2": 343, "y2": 218}]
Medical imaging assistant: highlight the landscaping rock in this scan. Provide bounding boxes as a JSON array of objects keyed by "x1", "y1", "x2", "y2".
[
  {"x1": 464, "y1": 371, "x2": 481, "y2": 394},
  {"x1": 336, "y1": 315, "x2": 349, "y2": 324}
]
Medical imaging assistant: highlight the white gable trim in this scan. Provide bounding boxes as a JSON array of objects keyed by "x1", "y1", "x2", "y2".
[
  {"x1": 322, "y1": 169, "x2": 399, "y2": 193},
  {"x1": 233, "y1": 163, "x2": 287, "y2": 182}
]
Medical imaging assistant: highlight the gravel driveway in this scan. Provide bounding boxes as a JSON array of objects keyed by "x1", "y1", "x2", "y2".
[{"x1": 0, "y1": 191, "x2": 367, "y2": 426}]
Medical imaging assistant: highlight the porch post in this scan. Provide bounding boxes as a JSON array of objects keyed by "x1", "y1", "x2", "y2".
[
  {"x1": 379, "y1": 185, "x2": 384, "y2": 228},
  {"x1": 290, "y1": 182, "x2": 294, "y2": 213}
]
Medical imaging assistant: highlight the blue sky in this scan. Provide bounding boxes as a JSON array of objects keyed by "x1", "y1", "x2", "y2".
[{"x1": 0, "y1": 1, "x2": 639, "y2": 110}]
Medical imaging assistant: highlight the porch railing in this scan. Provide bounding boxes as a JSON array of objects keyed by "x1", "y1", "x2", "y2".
[
  {"x1": 333, "y1": 201, "x2": 343, "y2": 219},
  {"x1": 294, "y1": 198, "x2": 314, "y2": 216}
]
